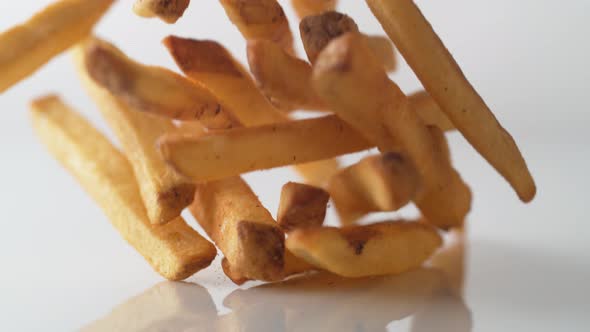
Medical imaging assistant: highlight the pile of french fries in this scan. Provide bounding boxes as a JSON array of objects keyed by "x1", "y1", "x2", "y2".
[{"x1": 2, "y1": 0, "x2": 536, "y2": 284}]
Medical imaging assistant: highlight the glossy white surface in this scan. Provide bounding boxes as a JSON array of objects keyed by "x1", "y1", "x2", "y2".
[{"x1": 0, "y1": 1, "x2": 589, "y2": 331}]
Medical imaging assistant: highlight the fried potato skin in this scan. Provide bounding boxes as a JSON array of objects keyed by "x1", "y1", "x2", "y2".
[
  {"x1": 313, "y1": 33, "x2": 471, "y2": 228},
  {"x1": 277, "y1": 182, "x2": 330, "y2": 232},
  {"x1": 30, "y1": 96, "x2": 216, "y2": 281},
  {"x1": 366, "y1": 0, "x2": 536, "y2": 202},
  {"x1": 133, "y1": 0, "x2": 191, "y2": 23},
  {"x1": 73, "y1": 38, "x2": 197, "y2": 225},
  {"x1": 287, "y1": 221, "x2": 442, "y2": 278},
  {"x1": 0, "y1": 0, "x2": 115, "y2": 93}
]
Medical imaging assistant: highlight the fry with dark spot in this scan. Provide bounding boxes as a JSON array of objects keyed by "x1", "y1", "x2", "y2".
[
  {"x1": 287, "y1": 221, "x2": 442, "y2": 277},
  {"x1": 133, "y1": 0, "x2": 191, "y2": 23},
  {"x1": 277, "y1": 182, "x2": 330, "y2": 232}
]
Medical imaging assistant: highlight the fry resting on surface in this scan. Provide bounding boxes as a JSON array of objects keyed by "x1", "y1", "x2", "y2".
[{"x1": 30, "y1": 95, "x2": 216, "y2": 281}]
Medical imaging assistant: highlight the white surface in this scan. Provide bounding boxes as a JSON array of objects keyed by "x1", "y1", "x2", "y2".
[{"x1": 0, "y1": 1, "x2": 589, "y2": 331}]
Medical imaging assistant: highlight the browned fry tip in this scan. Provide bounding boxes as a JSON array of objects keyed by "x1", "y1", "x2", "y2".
[{"x1": 277, "y1": 182, "x2": 330, "y2": 232}]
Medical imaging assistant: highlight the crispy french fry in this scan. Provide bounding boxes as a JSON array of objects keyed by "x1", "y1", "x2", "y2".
[
  {"x1": 328, "y1": 152, "x2": 420, "y2": 225},
  {"x1": 291, "y1": 0, "x2": 338, "y2": 19},
  {"x1": 277, "y1": 182, "x2": 329, "y2": 232},
  {"x1": 30, "y1": 96, "x2": 216, "y2": 281},
  {"x1": 287, "y1": 221, "x2": 442, "y2": 277},
  {"x1": 247, "y1": 39, "x2": 326, "y2": 111},
  {"x1": 218, "y1": 0, "x2": 294, "y2": 54},
  {"x1": 409, "y1": 91, "x2": 455, "y2": 132},
  {"x1": 190, "y1": 177, "x2": 285, "y2": 282},
  {"x1": 300, "y1": 11, "x2": 396, "y2": 72},
  {"x1": 159, "y1": 115, "x2": 371, "y2": 182},
  {"x1": 163, "y1": 36, "x2": 340, "y2": 186},
  {"x1": 83, "y1": 38, "x2": 239, "y2": 129},
  {"x1": 133, "y1": 0, "x2": 191, "y2": 24},
  {"x1": 313, "y1": 33, "x2": 471, "y2": 229},
  {"x1": 366, "y1": 0, "x2": 536, "y2": 202},
  {"x1": 0, "y1": 0, "x2": 114, "y2": 93},
  {"x1": 73, "y1": 38, "x2": 196, "y2": 225}
]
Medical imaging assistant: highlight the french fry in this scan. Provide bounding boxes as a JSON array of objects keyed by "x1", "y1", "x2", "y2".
[
  {"x1": 0, "y1": 0, "x2": 114, "y2": 93},
  {"x1": 30, "y1": 96, "x2": 216, "y2": 281},
  {"x1": 159, "y1": 115, "x2": 371, "y2": 182},
  {"x1": 218, "y1": 0, "x2": 294, "y2": 54},
  {"x1": 247, "y1": 39, "x2": 326, "y2": 111},
  {"x1": 277, "y1": 182, "x2": 330, "y2": 232},
  {"x1": 190, "y1": 177, "x2": 285, "y2": 282},
  {"x1": 286, "y1": 221, "x2": 442, "y2": 278},
  {"x1": 328, "y1": 152, "x2": 420, "y2": 225},
  {"x1": 83, "y1": 38, "x2": 239, "y2": 129},
  {"x1": 290, "y1": 0, "x2": 338, "y2": 19},
  {"x1": 300, "y1": 11, "x2": 396, "y2": 72},
  {"x1": 163, "y1": 36, "x2": 340, "y2": 186},
  {"x1": 313, "y1": 33, "x2": 471, "y2": 229},
  {"x1": 409, "y1": 91, "x2": 455, "y2": 132},
  {"x1": 133, "y1": 0, "x2": 191, "y2": 24},
  {"x1": 366, "y1": 0, "x2": 536, "y2": 202},
  {"x1": 73, "y1": 38, "x2": 196, "y2": 225}
]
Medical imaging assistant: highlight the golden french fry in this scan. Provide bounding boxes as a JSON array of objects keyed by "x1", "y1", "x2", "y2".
[
  {"x1": 328, "y1": 152, "x2": 420, "y2": 225},
  {"x1": 300, "y1": 11, "x2": 396, "y2": 72},
  {"x1": 277, "y1": 182, "x2": 330, "y2": 232},
  {"x1": 163, "y1": 36, "x2": 340, "y2": 186},
  {"x1": 83, "y1": 38, "x2": 239, "y2": 129},
  {"x1": 313, "y1": 33, "x2": 471, "y2": 228},
  {"x1": 133, "y1": 0, "x2": 191, "y2": 23},
  {"x1": 219, "y1": 0, "x2": 294, "y2": 54},
  {"x1": 247, "y1": 39, "x2": 326, "y2": 111},
  {"x1": 73, "y1": 38, "x2": 196, "y2": 225},
  {"x1": 190, "y1": 177, "x2": 285, "y2": 282},
  {"x1": 366, "y1": 0, "x2": 536, "y2": 202},
  {"x1": 409, "y1": 91, "x2": 455, "y2": 132},
  {"x1": 287, "y1": 221, "x2": 442, "y2": 277},
  {"x1": 0, "y1": 0, "x2": 114, "y2": 93},
  {"x1": 159, "y1": 115, "x2": 371, "y2": 182},
  {"x1": 30, "y1": 96, "x2": 216, "y2": 281},
  {"x1": 291, "y1": 0, "x2": 338, "y2": 19}
]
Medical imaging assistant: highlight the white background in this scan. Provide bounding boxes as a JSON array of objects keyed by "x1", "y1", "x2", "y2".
[{"x1": 0, "y1": 1, "x2": 589, "y2": 331}]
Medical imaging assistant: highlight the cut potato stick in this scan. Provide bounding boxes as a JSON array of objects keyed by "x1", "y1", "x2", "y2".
[
  {"x1": 133, "y1": 0, "x2": 191, "y2": 24},
  {"x1": 30, "y1": 96, "x2": 216, "y2": 281},
  {"x1": 83, "y1": 38, "x2": 239, "y2": 129},
  {"x1": 163, "y1": 36, "x2": 339, "y2": 186},
  {"x1": 190, "y1": 177, "x2": 285, "y2": 282},
  {"x1": 409, "y1": 91, "x2": 455, "y2": 132},
  {"x1": 218, "y1": 0, "x2": 294, "y2": 54},
  {"x1": 328, "y1": 152, "x2": 420, "y2": 225},
  {"x1": 313, "y1": 33, "x2": 471, "y2": 228},
  {"x1": 0, "y1": 0, "x2": 115, "y2": 93},
  {"x1": 247, "y1": 39, "x2": 326, "y2": 111},
  {"x1": 365, "y1": 35, "x2": 397, "y2": 72},
  {"x1": 366, "y1": 0, "x2": 536, "y2": 202},
  {"x1": 159, "y1": 115, "x2": 371, "y2": 182},
  {"x1": 277, "y1": 182, "x2": 330, "y2": 232},
  {"x1": 291, "y1": 0, "x2": 338, "y2": 19},
  {"x1": 287, "y1": 221, "x2": 442, "y2": 278},
  {"x1": 73, "y1": 38, "x2": 196, "y2": 225}
]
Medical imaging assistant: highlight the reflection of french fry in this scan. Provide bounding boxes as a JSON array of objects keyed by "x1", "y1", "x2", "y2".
[
  {"x1": 366, "y1": 0, "x2": 536, "y2": 202},
  {"x1": 427, "y1": 227, "x2": 467, "y2": 296},
  {"x1": 0, "y1": 0, "x2": 115, "y2": 93},
  {"x1": 81, "y1": 282, "x2": 217, "y2": 332},
  {"x1": 163, "y1": 36, "x2": 339, "y2": 186},
  {"x1": 73, "y1": 38, "x2": 197, "y2": 225},
  {"x1": 30, "y1": 96, "x2": 216, "y2": 281}
]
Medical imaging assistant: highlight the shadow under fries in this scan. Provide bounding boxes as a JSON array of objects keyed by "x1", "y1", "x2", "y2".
[{"x1": 81, "y1": 231, "x2": 470, "y2": 332}]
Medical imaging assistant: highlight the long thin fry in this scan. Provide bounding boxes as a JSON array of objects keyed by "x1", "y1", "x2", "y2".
[
  {"x1": 73, "y1": 38, "x2": 197, "y2": 225},
  {"x1": 366, "y1": 0, "x2": 536, "y2": 202},
  {"x1": 83, "y1": 38, "x2": 239, "y2": 129},
  {"x1": 159, "y1": 115, "x2": 371, "y2": 182},
  {"x1": 313, "y1": 33, "x2": 471, "y2": 228},
  {"x1": 0, "y1": 0, "x2": 115, "y2": 93},
  {"x1": 287, "y1": 221, "x2": 442, "y2": 277},
  {"x1": 30, "y1": 96, "x2": 216, "y2": 281},
  {"x1": 219, "y1": 0, "x2": 294, "y2": 54},
  {"x1": 133, "y1": 0, "x2": 191, "y2": 24},
  {"x1": 163, "y1": 36, "x2": 339, "y2": 186}
]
